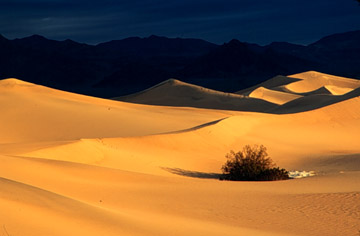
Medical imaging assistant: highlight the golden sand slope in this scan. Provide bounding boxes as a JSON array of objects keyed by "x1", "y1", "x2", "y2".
[
  {"x1": 0, "y1": 78, "x2": 232, "y2": 143},
  {"x1": 0, "y1": 74, "x2": 360, "y2": 236},
  {"x1": 12, "y1": 96, "x2": 360, "y2": 176}
]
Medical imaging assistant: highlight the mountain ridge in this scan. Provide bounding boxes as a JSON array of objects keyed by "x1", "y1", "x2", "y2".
[{"x1": 1, "y1": 30, "x2": 359, "y2": 97}]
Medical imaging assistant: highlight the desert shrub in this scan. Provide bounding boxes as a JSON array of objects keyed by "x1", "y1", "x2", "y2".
[{"x1": 220, "y1": 145, "x2": 289, "y2": 181}]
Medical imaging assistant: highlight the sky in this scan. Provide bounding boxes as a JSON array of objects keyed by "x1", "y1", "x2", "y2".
[{"x1": 0, "y1": 0, "x2": 359, "y2": 45}]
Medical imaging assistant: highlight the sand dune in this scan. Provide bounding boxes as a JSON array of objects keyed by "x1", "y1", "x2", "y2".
[
  {"x1": 236, "y1": 71, "x2": 360, "y2": 113},
  {"x1": 1, "y1": 153, "x2": 359, "y2": 236},
  {"x1": 236, "y1": 75, "x2": 301, "y2": 95},
  {"x1": 273, "y1": 87, "x2": 360, "y2": 113},
  {"x1": 324, "y1": 85, "x2": 355, "y2": 95},
  {"x1": 249, "y1": 86, "x2": 302, "y2": 105},
  {"x1": 14, "y1": 94, "x2": 360, "y2": 176},
  {"x1": 0, "y1": 78, "x2": 231, "y2": 143},
  {"x1": 286, "y1": 71, "x2": 360, "y2": 93},
  {"x1": 0, "y1": 73, "x2": 360, "y2": 236},
  {"x1": 114, "y1": 79, "x2": 278, "y2": 112},
  {"x1": 113, "y1": 71, "x2": 360, "y2": 114},
  {"x1": 236, "y1": 71, "x2": 360, "y2": 96},
  {"x1": 286, "y1": 85, "x2": 334, "y2": 96}
]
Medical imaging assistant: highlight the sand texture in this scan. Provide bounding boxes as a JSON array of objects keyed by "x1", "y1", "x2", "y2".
[{"x1": 0, "y1": 71, "x2": 359, "y2": 236}]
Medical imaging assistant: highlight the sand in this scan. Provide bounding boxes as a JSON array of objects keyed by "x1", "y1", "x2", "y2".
[
  {"x1": 114, "y1": 78, "x2": 278, "y2": 112},
  {"x1": 248, "y1": 86, "x2": 302, "y2": 105},
  {"x1": 0, "y1": 71, "x2": 359, "y2": 236}
]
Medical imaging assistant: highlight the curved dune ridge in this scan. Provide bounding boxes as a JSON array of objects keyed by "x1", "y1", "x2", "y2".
[
  {"x1": 114, "y1": 78, "x2": 278, "y2": 112},
  {"x1": 1, "y1": 73, "x2": 360, "y2": 236}
]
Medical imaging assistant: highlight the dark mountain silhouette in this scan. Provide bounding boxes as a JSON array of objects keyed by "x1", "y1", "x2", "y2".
[
  {"x1": 96, "y1": 35, "x2": 218, "y2": 57},
  {"x1": 309, "y1": 30, "x2": 360, "y2": 50},
  {"x1": 0, "y1": 31, "x2": 359, "y2": 97},
  {"x1": 265, "y1": 42, "x2": 307, "y2": 54},
  {"x1": 177, "y1": 39, "x2": 315, "y2": 90}
]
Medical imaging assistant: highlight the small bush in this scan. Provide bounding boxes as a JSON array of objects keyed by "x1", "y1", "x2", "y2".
[{"x1": 220, "y1": 145, "x2": 289, "y2": 181}]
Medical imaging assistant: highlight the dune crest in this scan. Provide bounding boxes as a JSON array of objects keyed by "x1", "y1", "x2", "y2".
[{"x1": 0, "y1": 78, "x2": 35, "y2": 87}]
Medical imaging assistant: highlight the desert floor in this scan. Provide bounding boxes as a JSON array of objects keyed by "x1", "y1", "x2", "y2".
[{"x1": 0, "y1": 71, "x2": 359, "y2": 236}]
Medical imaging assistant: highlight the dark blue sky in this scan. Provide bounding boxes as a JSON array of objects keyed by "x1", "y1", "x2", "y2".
[{"x1": 1, "y1": 0, "x2": 359, "y2": 45}]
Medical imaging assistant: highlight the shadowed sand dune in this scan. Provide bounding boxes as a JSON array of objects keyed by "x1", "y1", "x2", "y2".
[
  {"x1": 0, "y1": 72, "x2": 360, "y2": 236},
  {"x1": 114, "y1": 71, "x2": 360, "y2": 114},
  {"x1": 273, "y1": 87, "x2": 360, "y2": 113},
  {"x1": 235, "y1": 75, "x2": 301, "y2": 95},
  {"x1": 287, "y1": 71, "x2": 360, "y2": 93},
  {"x1": 237, "y1": 71, "x2": 360, "y2": 96},
  {"x1": 114, "y1": 79, "x2": 278, "y2": 112}
]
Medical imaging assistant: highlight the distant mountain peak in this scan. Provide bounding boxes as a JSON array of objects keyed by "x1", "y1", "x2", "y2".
[
  {"x1": 63, "y1": 39, "x2": 76, "y2": 43},
  {"x1": 24, "y1": 34, "x2": 48, "y2": 41},
  {"x1": 221, "y1": 39, "x2": 249, "y2": 51},
  {"x1": 147, "y1": 35, "x2": 166, "y2": 39},
  {"x1": 309, "y1": 30, "x2": 360, "y2": 49},
  {"x1": 226, "y1": 39, "x2": 242, "y2": 45}
]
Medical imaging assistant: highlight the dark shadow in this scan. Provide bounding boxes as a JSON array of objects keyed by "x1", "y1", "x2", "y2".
[
  {"x1": 172, "y1": 118, "x2": 226, "y2": 133},
  {"x1": 161, "y1": 167, "x2": 221, "y2": 179},
  {"x1": 272, "y1": 87, "x2": 360, "y2": 114},
  {"x1": 155, "y1": 118, "x2": 227, "y2": 136}
]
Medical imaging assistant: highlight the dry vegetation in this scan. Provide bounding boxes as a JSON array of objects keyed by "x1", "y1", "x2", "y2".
[{"x1": 221, "y1": 145, "x2": 289, "y2": 181}]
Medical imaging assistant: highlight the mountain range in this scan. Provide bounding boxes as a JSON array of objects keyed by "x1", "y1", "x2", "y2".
[{"x1": 1, "y1": 30, "x2": 359, "y2": 97}]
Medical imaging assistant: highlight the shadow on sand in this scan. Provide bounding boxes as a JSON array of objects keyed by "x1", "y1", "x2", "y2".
[{"x1": 161, "y1": 167, "x2": 221, "y2": 179}]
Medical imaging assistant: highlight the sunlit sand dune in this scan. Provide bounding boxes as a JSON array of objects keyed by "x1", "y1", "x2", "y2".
[
  {"x1": 324, "y1": 85, "x2": 355, "y2": 95},
  {"x1": 14, "y1": 95, "x2": 360, "y2": 176},
  {"x1": 0, "y1": 73, "x2": 359, "y2": 236},
  {"x1": 0, "y1": 78, "x2": 231, "y2": 143},
  {"x1": 249, "y1": 86, "x2": 302, "y2": 105}
]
